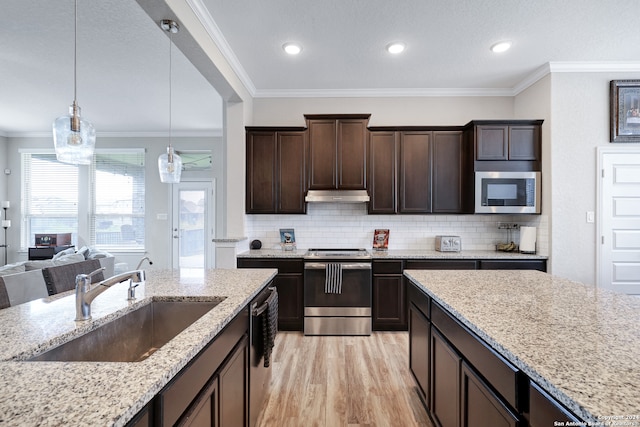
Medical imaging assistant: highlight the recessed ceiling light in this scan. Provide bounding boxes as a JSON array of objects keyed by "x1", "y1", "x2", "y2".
[
  {"x1": 282, "y1": 42, "x2": 302, "y2": 55},
  {"x1": 490, "y1": 41, "x2": 512, "y2": 53},
  {"x1": 386, "y1": 42, "x2": 406, "y2": 54}
]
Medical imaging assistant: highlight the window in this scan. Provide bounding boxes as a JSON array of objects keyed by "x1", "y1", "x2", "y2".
[
  {"x1": 21, "y1": 154, "x2": 79, "y2": 248},
  {"x1": 21, "y1": 150, "x2": 145, "y2": 252},
  {"x1": 91, "y1": 152, "x2": 146, "y2": 251}
]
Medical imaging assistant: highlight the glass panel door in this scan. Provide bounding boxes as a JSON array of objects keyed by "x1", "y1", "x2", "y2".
[{"x1": 172, "y1": 182, "x2": 214, "y2": 272}]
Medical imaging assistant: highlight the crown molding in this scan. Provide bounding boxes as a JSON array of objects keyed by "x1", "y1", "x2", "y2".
[
  {"x1": 254, "y1": 87, "x2": 516, "y2": 98},
  {"x1": 186, "y1": 0, "x2": 256, "y2": 96},
  {"x1": 549, "y1": 61, "x2": 640, "y2": 73}
]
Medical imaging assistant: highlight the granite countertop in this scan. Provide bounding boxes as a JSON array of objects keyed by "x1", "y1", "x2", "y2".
[
  {"x1": 237, "y1": 248, "x2": 547, "y2": 260},
  {"x1": 404, "y1": 270, "x2": 640, "y2": 423},
  {"x1": 0, "y1": 268, "x2": 277, "y2": 427}
]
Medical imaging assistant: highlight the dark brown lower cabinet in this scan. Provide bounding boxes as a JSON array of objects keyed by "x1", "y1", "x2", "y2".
[
  {"x1": 409, "y1": 304, "x2": 430, "y2": 404},
  {"x1": 127, "y1": 404, "x2": 152, "y2": 427},
  {"x1": 237, "y1": 258, "x2": 304, "y2": 330},
  {"x1": 478, "y1": 260, "x2": 546, "y2": 272},
  {"x1": 405, "y1": 260, "x2": 478, "y2": 270},
  {"x1": 273, "y1": 273, "x2": 304, "y2": 330},
  {"x1": 178, "y1": 336, "x2": 248, "y2": 427},
  {"x1": 372, "y1": 260, "x2": 406, "y2": 330},
  {"x1": 527, "y1": 381, "x2": 581, "y2": 426},
  {"x1": 461, "y1": 362, "x2": 518, "y2": 427},
  {"x1": 431, "y1": 328, "x2": 461, "y2": 427},
  {"x1": 409, "y1": 281, "x2": 582, "y2": 427},
  {"x1": 178, "y1": 374, "x2": 219, "y2": 427},
  {"x1": 219, "y1": 336, "x2": 249, "y2": 427}
]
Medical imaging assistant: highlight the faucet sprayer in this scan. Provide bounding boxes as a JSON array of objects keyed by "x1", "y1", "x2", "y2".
[{"x1": 135, "y1": 256, "x2": 153, "y2": 270}]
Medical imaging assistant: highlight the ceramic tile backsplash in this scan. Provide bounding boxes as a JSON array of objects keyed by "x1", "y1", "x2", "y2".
[{"x1": 246, "y1": 204, "x2": 548, "y2": 255}]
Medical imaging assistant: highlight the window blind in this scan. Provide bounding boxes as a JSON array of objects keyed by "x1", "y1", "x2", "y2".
[
  {"x1": 21, "y1": 150, "x2": 145, "y2": 252},
  {"x1": 21, "y1": 154, "x2": 79, "y2": 248}
]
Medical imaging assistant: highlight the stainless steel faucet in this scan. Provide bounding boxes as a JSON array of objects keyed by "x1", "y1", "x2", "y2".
[{"x1": 75, "y1": 268, "x2": 146, "y2": 321}]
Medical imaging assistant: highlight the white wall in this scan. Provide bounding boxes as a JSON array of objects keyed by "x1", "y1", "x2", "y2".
[
  {"x1": 0, "y1": 136, "x2": 7, "y2": 203},
  {"x1": 549, "y1": 72, "x2": 640, "y2": 284},
  {"x1": 252, "y1": 96, "x2": 514, "y2": 127},
  {"x1": 4, "y1": 135, "x2": 223, "y2": 269},
  {"x1": 514, "y1": 75, "x2": 553, "y2": 269}
]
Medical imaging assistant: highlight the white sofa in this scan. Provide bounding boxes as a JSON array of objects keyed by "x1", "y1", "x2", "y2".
[{"x1": 0, "y1": 249, "x2": 115, "y2": 309}]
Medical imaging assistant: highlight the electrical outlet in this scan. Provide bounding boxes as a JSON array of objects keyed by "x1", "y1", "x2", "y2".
[{"x1": 497, "y1": 222, "x2": 520, "y2": 230}]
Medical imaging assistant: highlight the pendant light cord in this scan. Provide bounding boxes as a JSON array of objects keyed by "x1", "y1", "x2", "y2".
[
  {"x1": 73, "y1": 0, "x2": 78, "y2": 104},
  {"x1": 169, "y1": 27, "x2": 172, "y2": 150}
]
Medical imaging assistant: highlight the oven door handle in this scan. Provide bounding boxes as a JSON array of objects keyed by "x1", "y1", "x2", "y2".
[
  {"x1": 304, "y1": 262, "x2": 371, "y2": 270},
  {"x1": 252, "y1": 286, "x2": 277, "y2": 317}
]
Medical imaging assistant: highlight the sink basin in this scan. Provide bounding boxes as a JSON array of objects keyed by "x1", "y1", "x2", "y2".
[{"x1": 28, "y1": 299, "x2": 225, "y2": 362}]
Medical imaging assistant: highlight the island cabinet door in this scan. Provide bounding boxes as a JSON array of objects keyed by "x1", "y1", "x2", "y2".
[
  {"x1": 156, "y1": 311, "x2": 248, "y2": 426},
  {"x1": 177, "y1": 376, "x2": 219, "y2": 427},
  {"x1": 460, "y1": 362, "x2": 519, "y2": 427},
  {"x1": 219, "y1": 336, "x2": 249, "y2": 427},
  {"x1": 409, "y1": 303, "x2": 430, "y2": 405},
  {"x1": 431, "y1": 327, "x2": 461, "y2": 427},
  {"x1": 527, "y1": 381, "x2": 581, "y2": 426}
]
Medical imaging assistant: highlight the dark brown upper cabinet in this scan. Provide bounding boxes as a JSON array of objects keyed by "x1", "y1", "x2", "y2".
[
  {"x1": 368, "y1": 131, "x2": 398, "y2": 214},
  {"x1": 368, "y1": 129, "x2": 471, "y2": 214},
  {"x1": 306, "y1": 114, "x2": 370, "y2": 190},
  {"x1": 466, "y1": 120, "x2": 543, "y2": 172},
  {"x1": 432, "y1": 131, "x2": 471, "y2": 213},
  {"x1": 400, "y1": 131, "x2": 432, "y2": 213},
  {"x1": 246, "y1": 128, "x2": 307, "y2": 214}
]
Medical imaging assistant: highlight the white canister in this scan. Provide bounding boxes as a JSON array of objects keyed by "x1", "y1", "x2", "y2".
[{"x1": 519, "y1": 226, "x2": 537, "y2": 254}]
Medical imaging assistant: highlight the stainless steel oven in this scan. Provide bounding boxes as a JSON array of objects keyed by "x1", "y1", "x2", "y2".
[{"x1": 303, "y1": 249, "x2": 372, "y2": 336}]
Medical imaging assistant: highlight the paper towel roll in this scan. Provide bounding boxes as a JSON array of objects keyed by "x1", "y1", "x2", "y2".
[{"x1": 519, "y1": 226, "x2": 537, "y2": 253}]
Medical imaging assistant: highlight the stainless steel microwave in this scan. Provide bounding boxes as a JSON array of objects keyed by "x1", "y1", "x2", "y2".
[{"x1": 475, "y1": 171, "x2": 541, "y2": 214}]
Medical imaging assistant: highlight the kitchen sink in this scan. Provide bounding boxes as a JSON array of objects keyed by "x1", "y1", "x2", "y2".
[{"x1": 28, "y1": 299, "x2": 225, "y2": 363}]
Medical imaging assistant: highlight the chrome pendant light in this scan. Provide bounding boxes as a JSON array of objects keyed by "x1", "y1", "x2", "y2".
[
  {"x1": 158, "y1": 19, "x2": 182, "y2": 184},
  {"x1": 52, "y1": 0, "x2": 96, "y2": 165}
]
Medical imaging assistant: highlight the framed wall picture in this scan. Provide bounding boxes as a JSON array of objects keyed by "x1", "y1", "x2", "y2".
[{"x1": 610, "y1": 80, "x2": 640, "y2": 142}]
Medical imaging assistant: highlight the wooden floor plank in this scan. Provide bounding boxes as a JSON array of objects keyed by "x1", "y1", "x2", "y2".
[{"x1": 255, "y1": 331, "x2": 433, "y2": 427}]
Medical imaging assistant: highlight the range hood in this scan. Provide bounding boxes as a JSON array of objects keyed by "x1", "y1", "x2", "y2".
[{"x1": 305, "y1": 190, "x2": 370, "y2": 203}]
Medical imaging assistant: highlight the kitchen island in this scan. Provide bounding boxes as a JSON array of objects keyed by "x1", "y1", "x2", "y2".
[
  {"x1": 0, "y1": 268, "x2": 277, "y2": 426},
  {"x1": 404, "y1": 269, "x2": 640, "y2": 424}
]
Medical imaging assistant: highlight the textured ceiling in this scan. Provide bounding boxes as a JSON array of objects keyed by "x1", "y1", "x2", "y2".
[
  {"x1": 0, "y1": 0, "x2": 222, "y2": 136},
  {"x1": 2, "y1": 0, "x2": 640, "y2": 135},
  {"x1": 202, "y1": 0, "x2": 640, "y2": 95}
]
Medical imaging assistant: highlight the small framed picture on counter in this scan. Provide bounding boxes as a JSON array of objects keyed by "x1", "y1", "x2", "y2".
[
  {"x1": 279, "y1": 228, "x2": 296, "y2": 250},
  {"x1": 373, "y1": 229, "x2": 389, "y2": 251}
]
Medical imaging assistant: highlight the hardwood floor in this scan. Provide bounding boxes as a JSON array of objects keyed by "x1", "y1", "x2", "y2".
[{"x1": 256, "y1": 331, "x2": 433, "y2": 427}]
